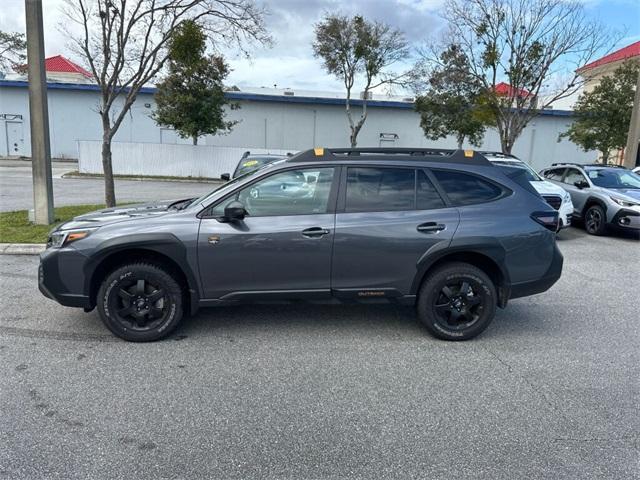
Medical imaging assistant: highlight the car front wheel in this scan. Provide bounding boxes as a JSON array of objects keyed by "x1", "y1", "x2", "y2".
[
  {"x1": 417, "y1": 262, "x2": 496, "y2": 341},
  {"x1": 584, "y1": 205, "x2": 606, "y2": 235},
  {"x1": 97, "y1": 263, "x2": 184, "y2": 342}
]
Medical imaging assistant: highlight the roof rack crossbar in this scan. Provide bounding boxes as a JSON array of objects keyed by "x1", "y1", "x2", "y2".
[
  {"x1": 479, "y1": 151, "x2": 517, "y2": 159},
  {"x1": 289, "y1": 147, "x2": 492, "y2": 166}
]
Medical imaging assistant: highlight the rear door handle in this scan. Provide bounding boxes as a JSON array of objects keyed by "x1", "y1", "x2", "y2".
[
  {"x1": 417, "y1": 222, "x2": 446, "y2": 233},
  {"x1": 301, "y1": 227, "x2": 330, "y2": 238}
]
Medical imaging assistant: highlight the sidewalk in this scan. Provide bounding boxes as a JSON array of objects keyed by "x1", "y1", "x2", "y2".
[{"x1": 0, "y1": 243, "x2": 46, "y2": 255}]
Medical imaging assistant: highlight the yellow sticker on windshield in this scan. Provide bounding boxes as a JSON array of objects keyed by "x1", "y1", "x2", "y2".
[{"x1": 243, "y1": 160, "x2": 258, "y2": 167}]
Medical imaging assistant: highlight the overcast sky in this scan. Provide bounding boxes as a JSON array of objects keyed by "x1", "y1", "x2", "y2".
[{"x1": 1, "y1": 0, "x2": 639, "y2": 92}]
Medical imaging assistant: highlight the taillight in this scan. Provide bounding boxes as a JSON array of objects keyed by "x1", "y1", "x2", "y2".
[{"x1": 531, "y1": 211, "x2": 559, "y2": 232}]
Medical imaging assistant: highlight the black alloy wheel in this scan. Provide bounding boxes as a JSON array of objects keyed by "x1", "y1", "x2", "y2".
[
  {"x1": 433, "y1": 280, "x2": 484, "y2": 331},
  {"x1": 113, "y1": 278, "x2": 168, "y2": 331},
  {"x1": 417, "y1": 262, "x2": 496, "y2": 341},
  {"x1": 97, "y1": 263, "x2": 184, "y2": 342},
  {"x1": 584, "y1": 205, "x2": 606, "y2": 235}
]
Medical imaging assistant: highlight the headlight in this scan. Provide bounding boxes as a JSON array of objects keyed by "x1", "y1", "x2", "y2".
[
  {"x1": 47, "y1": 228, "x2": 97, "y2": 249},
  {"x1": 610, "y1": 196, "x2": 639, "y2": 207}
]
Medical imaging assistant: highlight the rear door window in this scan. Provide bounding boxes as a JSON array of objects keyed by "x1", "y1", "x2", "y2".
[
  {"x1": 345, "y1": 167, "x2": 415, "y2": 212},
  {"x1": 417, "y1": 170, "x2": 446, "y2": 210},
  {"x1": 432, "y1": 170, "x2": 505, "y2": 206}
]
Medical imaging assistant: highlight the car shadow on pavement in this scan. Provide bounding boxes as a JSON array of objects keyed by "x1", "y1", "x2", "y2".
[
  {"x1": 557, "y1": 225, "x2": 639, "y2": 242},
  {"x1": 171, "y1": 300, "x2": 547, "y2": 343}
]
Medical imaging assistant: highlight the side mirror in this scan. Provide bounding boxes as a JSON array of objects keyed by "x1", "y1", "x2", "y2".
[
  {"x1": 574, "y1": 180, "x2": 588, "y2": 189},
  {"x1": 306, "y1": 175, "x2": 317, "y2": 183},
  {"x1": 220, "y1": 173, "x2": 231, "y2": 182},
  {"x1": 224, "y1": 201, "x2": 246, "y2": 221}
]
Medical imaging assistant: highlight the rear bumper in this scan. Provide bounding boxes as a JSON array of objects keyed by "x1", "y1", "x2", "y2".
[
  {"x1": 39, "y1": 248, "x2": 92, "y2": 309},
  {"x1": 509, "y1": 242, "x2": 563, "y2": 300}
]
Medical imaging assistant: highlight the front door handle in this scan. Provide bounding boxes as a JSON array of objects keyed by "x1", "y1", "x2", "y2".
[
  {"x1": 417, "y1": 222, "x2": 446, "y2": 233},
  {"x1": 301, "y1": 227, "x2": 330, "y2": 238}
]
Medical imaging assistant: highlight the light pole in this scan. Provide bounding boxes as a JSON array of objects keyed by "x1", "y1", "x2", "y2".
[
  {"x1": 25, "y1": 0, "x2": 54, "y2": 224},
  {"x1": 624, "y1": 69, "x2": 640, "y2": 169}
]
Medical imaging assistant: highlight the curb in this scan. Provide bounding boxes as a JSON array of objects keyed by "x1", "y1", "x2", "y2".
[
  {"x1": 62, "y1": 172, "x2": 223, "y2": 184},
  {"x1": 0, "y1": 243, "x2": 46, "y2": 255}
]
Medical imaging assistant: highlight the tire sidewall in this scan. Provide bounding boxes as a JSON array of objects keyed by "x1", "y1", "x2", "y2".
[
  {"x1": 97, "y1": 264, "x2": 183, "y2": 342},
  {"x1": 418, "y1": 264, "x2": 496, "y2": 341}
]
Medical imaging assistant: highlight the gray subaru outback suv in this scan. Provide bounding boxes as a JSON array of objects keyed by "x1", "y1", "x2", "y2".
[
  {"x1": 39, "y1": 148, "x2": 563, "y2": 342},
  {"x1": 540, "y1": 163, "x2": 640, "y2": 235}
]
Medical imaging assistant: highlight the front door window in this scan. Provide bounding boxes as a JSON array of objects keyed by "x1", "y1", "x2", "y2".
[{"x1": 213, "y1": 168, "x2": 334, "y2": 217}]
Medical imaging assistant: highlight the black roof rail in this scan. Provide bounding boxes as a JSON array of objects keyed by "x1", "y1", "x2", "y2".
[
  {"x1": 551, "y1": 162, "x2": 584, "y2": 167},
  {"x1": 289, "y1": 147, "x2": 492, "y2": 166},
  {"x1": 550, "y1": 162, "x2": 627, "y2": 169},
  {"x1": 584, "y1": 163, "x2": 627, "y2": 168},
  {"x1": 479, "y1": 151, "x2": 517, "y2": 159}
]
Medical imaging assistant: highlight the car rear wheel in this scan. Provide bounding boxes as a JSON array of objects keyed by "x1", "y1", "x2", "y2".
[
  {"x1": 97, "y1": 263, "x2": 184, "y2": 342},
  {"x1": 584, "y1": 205, "x2": 606, "y2": 235},
  {"x1": 417, "y1": 262, "x2": 496, "y2": 341}
]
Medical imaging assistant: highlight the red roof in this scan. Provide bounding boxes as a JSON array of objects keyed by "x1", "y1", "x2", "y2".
[
  {"x1": 43, "y1": 55, "x2": 92, "y2": 78},
  {"x1": 15, "y1": 55, "x2": 93, "y2": 78},
  {"x1": 494, "y1": 82, "x2": 531, "y2": 97},
  {"x1": 578, "y1": 41, "x2": 640, "y2": 73}
]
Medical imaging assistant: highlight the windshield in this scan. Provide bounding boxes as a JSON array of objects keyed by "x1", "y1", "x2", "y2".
[
  {"x1": 586, "y1": 168, "x2": 640, "y2": 189},
  {"x1": 493, "y1": 160, "x2": 542, "y2": 181},
  {"x1": 233, "y1": 156, "x2": 284, "y2": 178}
]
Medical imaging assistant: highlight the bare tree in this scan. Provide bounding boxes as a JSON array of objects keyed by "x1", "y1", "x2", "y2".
[
  {"x1": 313, "y1": 14, "x2": 410, "y2": 147},
  {"x1": 0, "y1": 30, "x2": 27, "y2": 73},
  {"x1": 424, "y1": 0, "x2": 615, "y2": 154},
  {"x1": 62, "y1": 0, "x2": 270, "y2": 206}
]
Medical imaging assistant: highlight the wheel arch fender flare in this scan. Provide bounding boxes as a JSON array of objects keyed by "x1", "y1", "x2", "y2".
[
  {"x1": 83, "y1": 233, "x2": 200, "y2": 314},
  {"x1": 581, "y1": 196, "x2": 607, "y2": 216},
  {"x1": 411, "y1": 239, "x2": 511, "y2": 306}
]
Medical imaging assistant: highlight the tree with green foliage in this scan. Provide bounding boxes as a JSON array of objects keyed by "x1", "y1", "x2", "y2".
[
  {"x1": 313, "y1": 14, "x2": 409, "y2": 147},
  {"x1": 64, "y1": 0, "x2": 269, "y2": 207},
  {"x1": 0, "y1": 30, "x2": 26, "y2": 73},
  {"x1": 560, "y1": 61, "x2": 639, "y2": 163},
  {"x1": 415, "y1": 45, "x2": 492, "y2": 148},
  {"x1": 153, "y1": 20, "x2": 236, "y2": 145},
  {"x1": 422, "y1": 0, "x2": 613, "y2": 154}
]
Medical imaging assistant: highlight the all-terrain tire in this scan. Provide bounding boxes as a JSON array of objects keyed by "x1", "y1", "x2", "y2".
[
  {"x1": 417, "y1": 262, "x2": 496, "y2": 341},
  {"x1": 97, "y1": 263, "x2": 184, "y2": 342}
]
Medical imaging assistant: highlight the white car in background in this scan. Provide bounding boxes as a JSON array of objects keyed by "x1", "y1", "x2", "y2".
[
  {"x1": 633, "y1": 166, "x2": 640, "y2": 174},
  {"x1": 482, "y1": 152, "x2": 574, "y2": 229}
]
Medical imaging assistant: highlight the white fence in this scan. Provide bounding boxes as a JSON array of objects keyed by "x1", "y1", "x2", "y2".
[{"x1": 77, "y1": 141, "x2": 294, "y2": 178}]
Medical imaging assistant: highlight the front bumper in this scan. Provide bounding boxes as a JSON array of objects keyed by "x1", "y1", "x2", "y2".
[
  {"x1": 611, "y1": 208, "x2": 640, "y2": 230},
  {"x1": 39, "y1": 247, "x2": 92, "y2": 308},
  {"x1": 509, "y1": 242, "x2": 564, "y2": 300}
]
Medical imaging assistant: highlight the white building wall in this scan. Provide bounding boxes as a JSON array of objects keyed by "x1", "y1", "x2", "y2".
[
  {"x1": 78, "y1": 141, "x2": 291, "y2": 178},
  {"x1": 0, "y1": 82, "x2": 595, "y2": 172}
]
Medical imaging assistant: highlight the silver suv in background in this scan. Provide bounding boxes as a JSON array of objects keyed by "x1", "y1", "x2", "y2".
[
  {"x1": 482, "y1": 152, "x2": 573, "y2": 229},
  {"x1": 540, "y1": 163, "x2": 640, "y2": 235}
]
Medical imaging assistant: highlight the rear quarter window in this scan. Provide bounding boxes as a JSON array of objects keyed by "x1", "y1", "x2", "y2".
[{"x1": 432, "y1": 170, "x2": 506, "y2": 206}]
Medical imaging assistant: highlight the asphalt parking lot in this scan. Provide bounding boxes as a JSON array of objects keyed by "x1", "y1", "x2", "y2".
[{"x1": 0, "y1": 226, "x2": 638, "y2": 479}]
